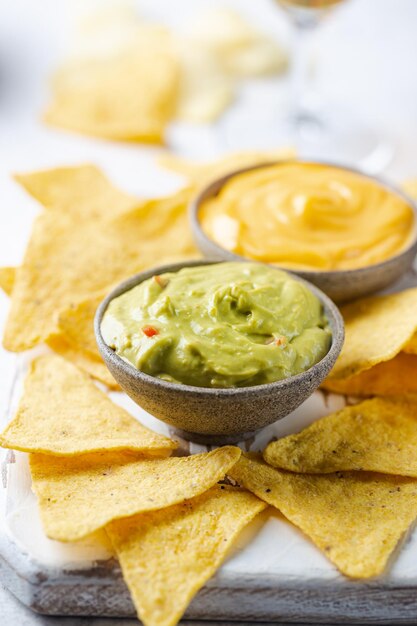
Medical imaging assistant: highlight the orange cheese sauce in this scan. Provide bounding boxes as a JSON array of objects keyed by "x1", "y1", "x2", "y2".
[{"x1": 200, "y1": 162, "x2": 415, "y2": 271}]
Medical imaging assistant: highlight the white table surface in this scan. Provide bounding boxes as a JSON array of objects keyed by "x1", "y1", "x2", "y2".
[{"x1": 1, "y1": 0, "x2": 417, "y2": 623}]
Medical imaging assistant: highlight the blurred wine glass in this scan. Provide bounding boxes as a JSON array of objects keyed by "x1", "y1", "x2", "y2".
[{"x1": 223, "y1": 0, "x2": 392, "y2": 173}]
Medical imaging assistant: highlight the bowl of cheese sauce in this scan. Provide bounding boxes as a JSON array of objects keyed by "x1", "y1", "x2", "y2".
[{"x1": 192, "y1": 161, "x2": 417, "y2": 302}]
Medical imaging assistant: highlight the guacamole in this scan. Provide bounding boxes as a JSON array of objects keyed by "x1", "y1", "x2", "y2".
[{"x1": 101, "y1": 262, "x2": 331, "y2": 388}]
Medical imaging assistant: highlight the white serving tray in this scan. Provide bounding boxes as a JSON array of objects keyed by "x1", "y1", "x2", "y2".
[{"x1": 1, "y1": 268, "x2": 417, "y2": 623}]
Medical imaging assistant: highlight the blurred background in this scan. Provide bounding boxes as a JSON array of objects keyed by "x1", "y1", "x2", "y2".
[
  {"x1": 1, "y1": 0, "x2": 417, "y2": 301},
  {"x1": 0, "y1": 0, "x2": 417, "y2": 292}
]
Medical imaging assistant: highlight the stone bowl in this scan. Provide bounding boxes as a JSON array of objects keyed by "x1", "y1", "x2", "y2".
[
  {"x1": 190, "y1": 161, "x2": 417, "y2": 304},
  {"x1": 95, "y1": 260, "x2": 344, "y2": 445}
]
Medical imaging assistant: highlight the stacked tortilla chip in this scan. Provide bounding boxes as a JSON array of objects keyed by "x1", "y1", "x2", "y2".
[
  {"x1": 0, "y1": 354, "x2": 265, "y2": 626},
  {"x1": 322, "y1": 287, "x2": 417, "y2": 396}
]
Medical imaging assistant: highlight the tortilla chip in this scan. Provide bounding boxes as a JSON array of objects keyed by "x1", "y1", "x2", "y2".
[
  {"x1": 264, "y1": 396, "x2": 417, "y2": 476},
  {"x1": 0, "y1": 354, "x2": 173, "y2": 457},
  {"x1": 3, "y1": 184, "x2": 197, "y2": 352},
  {"x1": 44, "y1": 26, "x2": 178, "y2": 143},
  {"x1": 230, "y1": 454, "x2": 417, "y2": 579},
  {"x1": 0, "y1": 266, "x2": 116, "y2": 387},
  {"x1": 158, "y1": 148, "x2": 295, "y2": 187},
  {"x1": 404, "y1": 332, "x2": 417, "y2": 354},
  {"x1": 323, "y1": 351, "x2": 417, "y2": 396},
  {"x1": 15, "y1": 165, "x2": 139, "y2": 220},
  {"x1": 46, "y1": 334, "x2": 118, "y2": 388},
  {"x1": 0, "y1": 266, "x2": 16, "y2": 296},
  {"x1": 57, "y1": 292, "x2": 106, "y2": 358},
  {"x1": 1, "y1": 217, "x2": 110, "y2": 351},
  {"x1": 55, "y1": 189, "x2": 198, "y2": 360},
  {"x1": 30, "y1": 446, "x2": 241, "y2": 541},
  {"x1": 107, "y1": 485, "x2": 266, "y2": 626},
  {"x1": 328, "y1": 288, "x2": 417, "y2": 381}
]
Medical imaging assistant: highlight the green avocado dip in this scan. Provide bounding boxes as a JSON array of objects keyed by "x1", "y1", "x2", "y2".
[{"x1": 101, "y1": 262, "x2": 332, "y2": 388}]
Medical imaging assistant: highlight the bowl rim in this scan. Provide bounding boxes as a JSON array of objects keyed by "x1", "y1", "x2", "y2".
[
  {"x1": 189, "y1": 158, "x2": 417, "y2": 278},
  {"x1": 94, "y1": 259, "x2": 344, "y2": 397}
]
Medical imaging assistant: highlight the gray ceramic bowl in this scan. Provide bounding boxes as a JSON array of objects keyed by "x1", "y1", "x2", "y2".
[
  {"x1": 95, "y1": 260, "x2": 344, "y2": 445},
  {"x1": 190, "y1": 160, "x2": 417, "y2": 303}
]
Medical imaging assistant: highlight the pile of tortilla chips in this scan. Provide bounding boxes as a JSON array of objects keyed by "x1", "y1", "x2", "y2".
[
  {"x1": 2, "y1": 355, "x2": 417, "y2": 607},
  {"x1": 0, "y1": 354, "x2": 266, "y2": 626},
  {"x1": 2, "y1": 155, "x2": 417, "y2": 623}
]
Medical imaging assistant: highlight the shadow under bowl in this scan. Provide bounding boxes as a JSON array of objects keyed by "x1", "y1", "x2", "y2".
[
  {"x1": 190, "y1": 160, "x2": 417, "y2": 304},
  {"x1": 95, "y1": 260, "x2": 344, "y2": 445}
]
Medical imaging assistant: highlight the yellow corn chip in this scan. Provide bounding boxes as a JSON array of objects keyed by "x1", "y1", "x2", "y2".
[
  {"x1": 0, "y1": 266, "x2": 116, "y2": 387},
  {"x1": 0, "y1": 266, "x2": 16, "y2": 296},
  {"x1": 328, "y1": 288, "x2": 417, "y2": 381},
  {"x1": 3, "y1": 213, "x2": 111, "y2": 351},
  {"x1": 0, "y1": 354, "x2": 173, "y2": 457},
  {"x1": 46, "y1": 335, "x2": 119, "y2": 389},
  {"x1": 56, "y1": 189, "x2": 197, "y2": 361},
  {"x1": 158, "y1": 148, "x2": 295, "y2": 187},
  {"x1": 230, "y1": 454, "x2": 417, "y2": 579},
  {"x1": 107, "y1": 484, "x2": 266, "y2": 626},
  {"x1": 57, "y1": 292, "x2": 106, "y2": 358},
  {"x1": 15, "y1": 165, "x2": 139, "y2": 220},
  {"x1": 263, "y1": 396, "x2": 417, "y2": 476},
  {"x1": 44, "y1": 27, "x2": 179, "y2": 143},
  {"x1": 323, "y1": 352, "x2": 417, "y2": 396},
  {"x1": 30, "y1": 446, "x2": 241, "y2": 541},
  {"x1": 404, "y1": 332, "x2": 417, "y2": 354},
  {"x1": 3, "y1": 184, "x2": 197, "y2": 351},
  {"x1": 49, "y1": 337, "x2": 118, "y2": 388}
]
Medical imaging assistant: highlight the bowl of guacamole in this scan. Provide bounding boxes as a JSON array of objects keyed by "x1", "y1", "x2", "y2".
[{"x1": 95, "y1": 261, "x2": 344, "y2": 444}]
